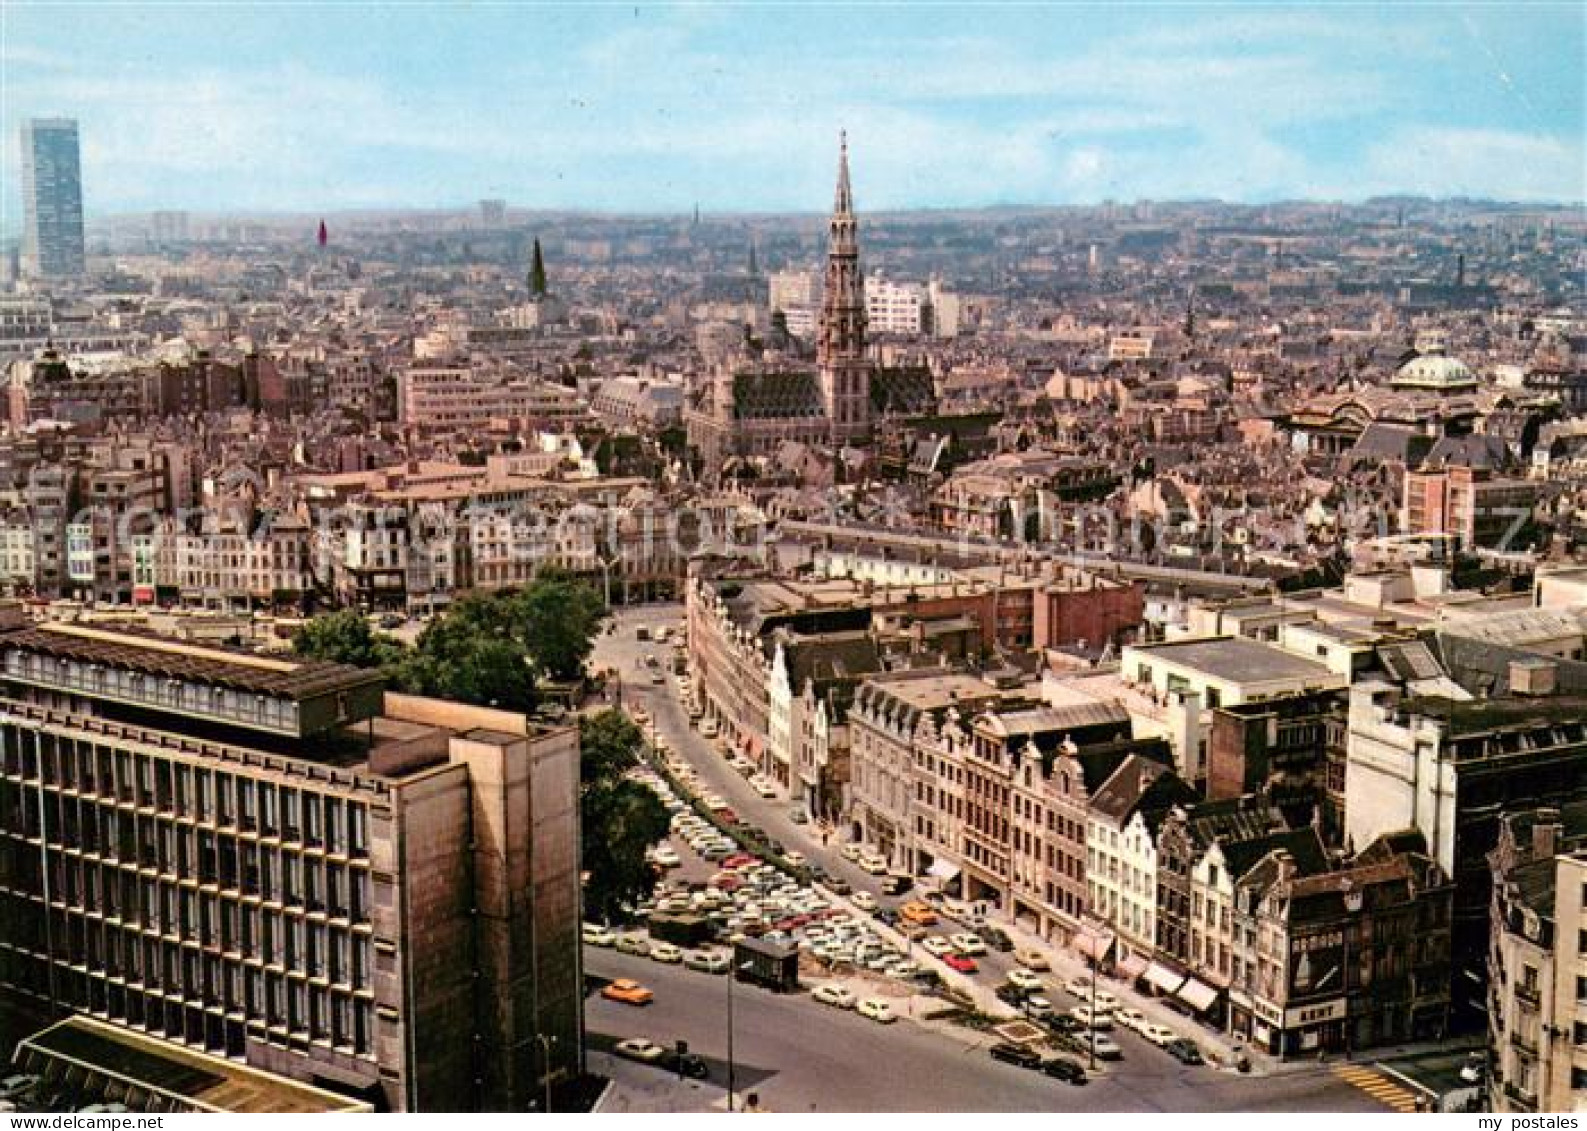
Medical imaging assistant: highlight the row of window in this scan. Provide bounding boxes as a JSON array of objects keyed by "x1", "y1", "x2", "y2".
[
  {"x1": 3, "y1": 736, "x2": 370, "y2": 857},
  {"x1": 3, "y1": 815, "x2": 373, "y2": 923},
  {"x1": 1, "y1": 948, "x2": 376, "y2": 1058},
  {"x1": 3, "y1": 894, "x2": 374, "y2": 989}
]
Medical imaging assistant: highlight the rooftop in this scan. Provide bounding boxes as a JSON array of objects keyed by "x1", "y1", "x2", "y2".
[
  {"x1": 16, "y1": 1015, "x2": 372, "y2": 1113},
  {"x1": 1127, "y1": 636, "x2": 1340, "y2": 685},
  {"x1": 1, "y1": 621, "x2": 383, "y2": 702}
]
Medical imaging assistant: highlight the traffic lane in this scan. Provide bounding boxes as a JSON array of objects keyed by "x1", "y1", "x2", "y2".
[
  {"x1": 584, "y1": 948, "x2": 1386, "y2": 1113},
  {"x1": 625, "y1": 675, "x2": 883, "y2": 896},
  {"x1": 629, "y1": 675, "x2": 1024, "y2": 1003},
  {"x1": 586, "y1": 947, "x2": 1064, "y2": 1112}
]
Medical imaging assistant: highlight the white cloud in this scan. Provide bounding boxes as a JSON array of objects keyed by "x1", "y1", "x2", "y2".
[{"x1": 1360, "y1": 126, "x2": 1586, "y2": 201}]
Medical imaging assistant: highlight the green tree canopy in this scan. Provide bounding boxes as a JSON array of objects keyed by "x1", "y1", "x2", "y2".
[
  {"x1": 292, "y1": 609, "x2": 407, "y2": 669},
  {"x1": 579, "y1": 709, "x2": 668, "y2": 923},
  {"x1": 512, "y1": 571, "x2": 605, "y2": 682}
]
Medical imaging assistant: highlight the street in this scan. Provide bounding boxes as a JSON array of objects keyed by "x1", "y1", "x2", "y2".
[
  {"x1": 589, "y1": 602, "x2": 1401, "y2": 1112},
  {"x1": 585, "y1": 948, "x2": 1387, "y2": 1113}
]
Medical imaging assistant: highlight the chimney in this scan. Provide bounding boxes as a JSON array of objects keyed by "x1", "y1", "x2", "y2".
[
  {"x1": 1274, "y1": 849, "x2": 1297, "y2": 884},
  {"x1": 1509, "y1": 658, "x2": 1558, "y2": 697},
  {"x1": 1531, "y1": 813, "x2": 1561, "y2": 861}
]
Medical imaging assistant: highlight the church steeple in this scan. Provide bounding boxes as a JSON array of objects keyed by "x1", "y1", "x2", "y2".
[{"x1": 819, "y1": 131, "x2": 867, "y2": 374}]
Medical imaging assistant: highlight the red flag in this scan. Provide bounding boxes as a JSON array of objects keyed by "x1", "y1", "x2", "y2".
[{"x1": 317, "y1": 219, "x2": 328, "y2": 247}]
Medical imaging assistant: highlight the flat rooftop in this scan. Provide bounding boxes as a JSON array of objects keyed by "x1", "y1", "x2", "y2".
[
  {"x1": 1, "y1": 622, "x2": 384, "y2": 701},
  {"x1": 1128, "y1": 636, "x2": 1339, "y2": 685},
  {"x1": 16, "y1": 1015, "x2": 372, "y2": 1113}
]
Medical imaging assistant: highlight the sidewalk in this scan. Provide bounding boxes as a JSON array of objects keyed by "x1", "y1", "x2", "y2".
[{"x1": 990, "y1": 915, "x2": 1271, "y2": 1075}]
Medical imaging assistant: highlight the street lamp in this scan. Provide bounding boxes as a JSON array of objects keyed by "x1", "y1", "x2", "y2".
[
  {"x1": 535, "y1": 1033, "x2": 557, "y2": 1113},
  {"x1": 1087, "y1": 950, "x2": 1098, "y2": 1070},
  {"x1": 727, "y1": 959, "x2": 752, "y2": 1112}
]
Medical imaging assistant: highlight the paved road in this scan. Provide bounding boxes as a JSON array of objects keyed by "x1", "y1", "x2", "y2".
[
  {"x1": 586, "y1": 948, "x2": 1389, "y2": 1113},
  {"x1": 589, "y1": 603, "x2": 1394, "y2": 1112}
]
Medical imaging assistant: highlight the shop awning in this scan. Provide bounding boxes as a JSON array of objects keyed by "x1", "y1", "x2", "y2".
[
  {"x1": 927, "y1": 858, "x2": 961, "y2": 882},
  {"x1": 1175, "y1": 977, "x2": 1220, "y2": 1013},
  {"x1": 1117, "y1": 952, "x2": 1149, "y2": 980},
  {"x1": 1144, "y1": 961, "x2": 1187, "y2": 995},
  {"x1": 1073, "y1": 927, "x2": 1116, "y2": 962}
]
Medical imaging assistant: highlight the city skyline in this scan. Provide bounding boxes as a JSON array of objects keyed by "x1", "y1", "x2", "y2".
[{"x1": 2, "y1": 2, "x2": 1584, "y2": 225}]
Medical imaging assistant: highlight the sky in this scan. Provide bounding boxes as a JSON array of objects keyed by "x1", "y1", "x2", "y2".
[{"x1": 2, "y1": 2, "x2": 1584, "y2": 221}]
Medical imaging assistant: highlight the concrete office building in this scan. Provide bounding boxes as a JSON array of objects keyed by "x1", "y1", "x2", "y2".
[
  {"x1": 0, "y1": 610, "x2": 582, "y2": 1111},
  {"x1": 20, "y1": 119, "x2": 86, "y2": 279}
]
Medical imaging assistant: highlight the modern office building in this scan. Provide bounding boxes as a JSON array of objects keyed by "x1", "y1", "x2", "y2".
[
  {"x1": 19, "y1": 119, "x2": 85, "y2": 279},
  {"x1": 0, "y1": 609, "x2": 582, "y2": 1111}
]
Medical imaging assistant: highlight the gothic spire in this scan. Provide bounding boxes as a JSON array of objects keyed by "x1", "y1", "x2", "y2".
[
  {"x1": 819, "y1": 131, "x2": 865, "y2": 370},
  {"x1": 834, "y1": 130, "x2": 853, "y2": 217}
]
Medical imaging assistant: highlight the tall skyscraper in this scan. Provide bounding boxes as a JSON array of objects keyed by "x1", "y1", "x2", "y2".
[
  {"x1": 19, "y1": 118, "x2": 85, "y2": 279},
  {"x1": 817, "y1": 132, "x2": 871, "y2": 443}
]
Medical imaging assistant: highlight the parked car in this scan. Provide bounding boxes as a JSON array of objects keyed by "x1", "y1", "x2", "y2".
[
  {"x1": 1006, "y1": 968, "x2": 1044, "y2": 992},
  {"x1": 949, "y1": 932, "x2": 987, "y2": 956},
  {"x1": 982, "y1": 926, "x2": 1014, "y2": 952},
  {"x1": 1113, "y1": 1007, "x2": 1148, "y2": 1034},
  {"x1": 857, "y1": 998, "x2": 897, "y2": 1024},
  {"x1": 857, "y1": 853, "x2": 889, "y2": 875},
  {"x1": 615, "y1": 933, "x2": 651, "y2": 956},
  {"x1": 647, "y1": 941, "x2": 683, "y2": 963},
  {"x1": 943, "y1": 953, "x2": 978, "y2": 974},
  {"x1": 813, "y1": 984, "x2": 857, "y2": 1010},
  {"x1": 1139, "y1": 1023, "x2": 1178, "y2": 1047},
  {"x1": 1086, "y1": 1032, "x2": 1124, "y2": 1060},
  {"x1": 1070, "y1": 1005, "x2": 1113, "y2": 1030},
  {"x1": 582, "y1": 923, "x2": 616, "y2": 947},
  {"x1": 1041, "y1": 1056, "x2": 1088, "y2": 1085},
  {"x1": 851, "y1": 892, "x2": 878, "y2": 912},
  {"x1": 602, "y1": 979, "x2": 655, "y2": 1005},
  {"x1": 880, "y1": 874, "x2": 914, "y2": 897},
  {"x1": 989, "y1": 1043, "x2": 1044, "y2": 1069},
  {"x1": 1164, "y1": 1039, "x2": 1204, "y2": 1066},
  {"x1": 1013, "y1": 947, "x2": 1050, "y2": 971},
  {"x1": 1022, "y1": 995, "x2": 1055, "y2": 1019},
  {"x1": 922, "y1": 936, "x2": 955, "y2": 957},
  {"x1": 683, "y1": 949, "x2": 730, "y2": 974}
]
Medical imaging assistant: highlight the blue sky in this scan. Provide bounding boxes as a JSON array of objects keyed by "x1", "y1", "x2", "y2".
[{"x1": 3, "y1": 2, "x2": 1583, "y2": 219}]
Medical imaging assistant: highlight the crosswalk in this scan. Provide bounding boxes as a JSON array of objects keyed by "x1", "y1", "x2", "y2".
[{"x1": 1333, "y1": 1064, "x2": 1423, "y2": 1112}]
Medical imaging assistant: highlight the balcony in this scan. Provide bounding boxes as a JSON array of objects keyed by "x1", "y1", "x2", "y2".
[
  {"x1": 1515, "y1": 982, "x2": 1541, "y2": 1008},
  {"x1": 1501, "y1": 1083, "x2": 1537, "y2": 1112},
  {"x1": 1509, "y1": 1030, "x2": 1538, "y2": 1057}
]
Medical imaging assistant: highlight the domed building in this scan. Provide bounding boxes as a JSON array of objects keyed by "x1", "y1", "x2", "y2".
[{"x1": 1391, "y1": 348, "x2": 1480, "y2": 392}]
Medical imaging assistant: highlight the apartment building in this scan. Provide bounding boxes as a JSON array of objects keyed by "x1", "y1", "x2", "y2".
[
  {"x1": 1228, "y1": 836, "x2": 1452, "y2": 1058},
  {"x1": 1487, "y1": 805, "x2": 1587, "y2": 1114},
  {"x1": 0, "y1": 613, "x2": 582, "y2": 1111}
]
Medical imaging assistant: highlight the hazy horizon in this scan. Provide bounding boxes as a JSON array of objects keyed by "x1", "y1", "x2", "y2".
[{"x1": 4, "y1": 3, "x2": 1584, "y2": 222}]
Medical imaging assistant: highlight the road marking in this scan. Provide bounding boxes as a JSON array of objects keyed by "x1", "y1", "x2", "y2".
[{"x1": 1333, "y1": 1065, "x2": 1420, "y2": 1111}]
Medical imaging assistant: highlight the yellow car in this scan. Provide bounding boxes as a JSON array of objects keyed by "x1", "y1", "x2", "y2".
[{"x1": 601, "y1": 979, "x2": 655, "y2": 1006}]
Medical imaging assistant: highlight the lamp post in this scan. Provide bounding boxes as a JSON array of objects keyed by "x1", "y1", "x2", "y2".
[
  {"x1": 727, "y1": 960, "x2": 745, "y2": 1112},
  {"x1": 535, "y1": 1033, "x2": 557, "y2": 1114},
  {"x1": 1088, "y1": 953, "x2": 1098, "y2": 1070}
]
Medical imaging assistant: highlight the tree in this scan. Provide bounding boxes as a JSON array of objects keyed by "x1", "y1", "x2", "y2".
[
  {"x1": 579, "y1": 709, "x2": 669, "y2": 923},
  {"x1": 528, "y1": 237, "x2": 547, "y2": 296},
  {"x1": 397, "y1": 597, "x2": 537, "y2": 713},
  {"x1": 578, "y1": 708, "x2": 645, "y2": 784},
  {"x1": 293, "y1": 610, "x2": 406, "y2": 669},
  {"x1": 512, "y1": 571, "x2": 606, "y2": 682}
]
